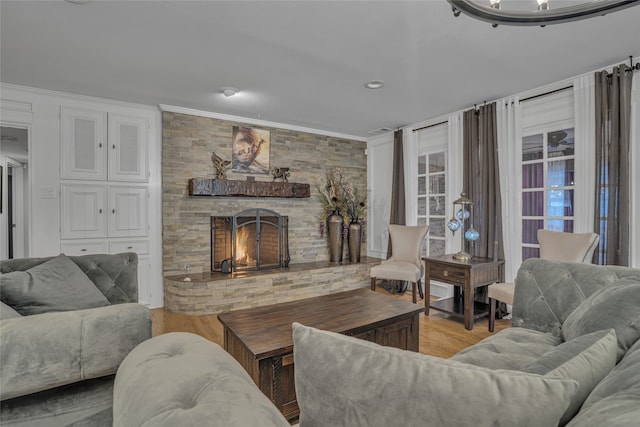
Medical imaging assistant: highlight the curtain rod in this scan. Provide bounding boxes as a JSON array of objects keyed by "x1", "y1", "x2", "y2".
[{"x1": 412, "y1": 120, "x2": 447, "y2": 132}]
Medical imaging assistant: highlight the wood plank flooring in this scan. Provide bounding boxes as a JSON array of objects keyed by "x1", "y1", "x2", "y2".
[{"x1": 151, "y1": 288, "x2": 511, "y2": 359}]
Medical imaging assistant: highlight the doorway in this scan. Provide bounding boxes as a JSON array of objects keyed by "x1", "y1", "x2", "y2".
[{"x1": 1, "y1": 126, "x2": 29, "y2": 259}]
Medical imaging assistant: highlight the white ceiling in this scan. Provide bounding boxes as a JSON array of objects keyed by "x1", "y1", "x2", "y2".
[{"x1": 1, "y1": 0, "x2": 639, "y2": 139}]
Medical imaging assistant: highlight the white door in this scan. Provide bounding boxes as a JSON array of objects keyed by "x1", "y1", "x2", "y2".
[
  {"x1": 108, "y1": 114, "x2": 148, "y2": 182},
  {"x1": 61, "y1": 183, "x2": 108, "y2": 239},
  {"x1": 107, "y1": 185, "x2": 148, "y2": 237},
  {"x1": 61, "y1": 108, "x2": 107, "y2": 180}
]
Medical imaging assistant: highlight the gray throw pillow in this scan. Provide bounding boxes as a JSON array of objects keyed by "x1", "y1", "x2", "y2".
[
  {"x1": 562, "y1": 279, "x2": 640, "y2": 362},
  {"x1": 523, "y1": 329, "x2": 617, "y2": 425},
  {"x1": 292, "y1": 323, "x2": 579, "y2": 427},
  {"x1": 0, "y1": 254, "x2": 109, "y2": 315}
]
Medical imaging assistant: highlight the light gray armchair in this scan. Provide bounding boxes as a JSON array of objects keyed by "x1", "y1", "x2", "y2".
[{"x1": 370, "y1": 224, "x2": 429, "y2": 304}]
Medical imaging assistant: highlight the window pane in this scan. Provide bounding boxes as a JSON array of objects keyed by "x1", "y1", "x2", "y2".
[
  {"x1": 522, "y1": 163, "x2": 543, "y2": 189},
  {"x1": 417, "y1": 217, "x2": 427, "y2": 225},
  {"x1": 547, "y1": 189, "x2": 574, "y2": 217},
  {"x1": 548, "y1": 128, "x2": 574, "y2": 158},
  {"x1": 429, "y1": 196, "x2": 445, "y2": 215},
  {"x1": 429, "y1": 239, "x2": 445, "y2": 256},
  {"x1": 418, "y1": 155, "x2": 426, "y2": 175},
  {"x1": 429, "y1": 175, "x2": 445, "y2": 194},
  {"x1": 429, "y1": 218, "x2": 445, "y2": 238},
  {"x1": 418, "y1": 197, "x2": 426, "y2": 216},
  {"x1": 548, "y1": 220, "x2": 574, "y2": 233},
  {"x1": 523, "y1": 134, "x2": 543, "y2": 161},
  {"x1": 418, "y1": 176, "x2": 426, "y2": 195},
  {"x1": 523, "y1": 246, "x2": 540, "y2": 261},
  {"x1": 522, "y1": 191, "x2": 544, "y2": 216},
  {"x1": 429, "y1": 152, "x2": 445, "y2": 173},
  {"x1": 523, "y1": 219, "x2": 544, "y2": 244},
  {"x1": 548, "y1": 159, "x2": 574, "y2": 187}
]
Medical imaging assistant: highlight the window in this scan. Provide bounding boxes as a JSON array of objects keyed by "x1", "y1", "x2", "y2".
[
  {"x1": 521, "y1": 127, "x2": 575, "y2": 260},
  {"x1": 417, "y1": 151, "x2": 446, "y2": 257}
]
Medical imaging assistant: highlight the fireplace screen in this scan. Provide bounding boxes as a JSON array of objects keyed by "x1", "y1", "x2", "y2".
[{"x1": 211, "y1": 209, "x2": 289, "y2": 273}]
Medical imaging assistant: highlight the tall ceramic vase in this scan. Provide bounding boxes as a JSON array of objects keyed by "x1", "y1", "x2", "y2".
[
  {"x1": 348, "y1": 221, "x2": 362, "y2": 263},
  {"x1": 327, "y1": 211, "x2": 344, "y2": 263}
]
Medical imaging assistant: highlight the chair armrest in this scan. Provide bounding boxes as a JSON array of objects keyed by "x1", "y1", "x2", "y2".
[{"x1": 0, "y1": 303, "x2": 151, "y2": 400}]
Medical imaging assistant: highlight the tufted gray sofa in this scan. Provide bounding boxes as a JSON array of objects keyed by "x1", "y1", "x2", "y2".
[
  {"x1": 0, "y1": 253, "x2": 151, "y2": 427},
  {"x1": 451, "y1": 258, "x2": 640, "y2": 426},
  {"x1": 111, "y1": 259, "x2": 639, "y2": 426}
]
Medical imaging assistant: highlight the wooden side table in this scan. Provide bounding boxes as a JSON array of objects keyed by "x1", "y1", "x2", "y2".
[{"x1": 423, "y1": 255, "x2": 504, "y2": 330}]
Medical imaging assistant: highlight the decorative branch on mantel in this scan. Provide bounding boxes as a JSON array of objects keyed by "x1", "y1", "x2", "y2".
[{"x1": 189, "y1": 178, "x2": 310, "y2": 198}]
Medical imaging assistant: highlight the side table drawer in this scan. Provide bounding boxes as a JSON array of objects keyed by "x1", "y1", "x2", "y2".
[{"x1": 429, "y1": 264, "x2": 466, "y2": 284}]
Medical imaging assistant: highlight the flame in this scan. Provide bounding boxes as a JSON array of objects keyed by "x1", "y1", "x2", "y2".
[{"x1": 235, "y1": 227, "x2": 254, "y2": 266}]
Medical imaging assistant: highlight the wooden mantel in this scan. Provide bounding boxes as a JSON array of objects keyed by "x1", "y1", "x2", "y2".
[{"x1": 189, "y1": 178, "x2": 310, "y2": 198}]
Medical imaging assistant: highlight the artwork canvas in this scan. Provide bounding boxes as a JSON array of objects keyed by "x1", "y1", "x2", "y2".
[{"x1": 231, "y1": 126, "x2": 270, "y2": 174}]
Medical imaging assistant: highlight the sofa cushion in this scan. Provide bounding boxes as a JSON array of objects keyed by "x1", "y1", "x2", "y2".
[
  {"x1": 0, "y1": 254, "x2": 110, "y2": 315},
  {"x1": 523, "y1": 329, "x2": 618, "y2": 425},
  {"x1": 113, "y1": 332, "x2": 290, "y2": 427},
  {"x1": 293, "y1": 323, "x2": 579, "y2": 427},
  {"x1": 1, "y1": 303, "x2": 151, "y2": 400},
  {"x1": 562, "y1": 279, "x2": 640, "y2": 362},
  {"x1": 451, "y1": 327, "x2": 561, "y2": 370}
]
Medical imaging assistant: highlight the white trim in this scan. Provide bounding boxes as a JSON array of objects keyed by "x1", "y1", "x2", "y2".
[
  {"x1": 159, "y1": 104, "x2": 366, "y2": 142},
  {"x1": 573, "y1": 74, "x2": 596, "y2": 234},
  {"x1": 1, "y1": 83, "x2": 160, "y2": 112}
]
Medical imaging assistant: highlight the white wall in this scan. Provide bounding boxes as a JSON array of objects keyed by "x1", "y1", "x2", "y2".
[{"x1": 0, "y1": 84, "x2": 164, "y2": 308}]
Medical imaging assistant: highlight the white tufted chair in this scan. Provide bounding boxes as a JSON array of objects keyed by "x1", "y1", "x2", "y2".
[
  {"x1": 370, "y1": 224, "x2": 429, "y2": 304},
  {"x1": 488, "y1": 229, "x2": 599, "y2": 332}
]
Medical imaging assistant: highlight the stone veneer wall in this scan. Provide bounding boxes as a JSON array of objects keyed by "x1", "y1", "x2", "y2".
[{"x1": 162, "y1": 111, "x2": 368, "y2": 276}]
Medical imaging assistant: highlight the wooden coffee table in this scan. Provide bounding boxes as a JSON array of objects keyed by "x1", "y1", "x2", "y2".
[{"x1": 217, "y1": 288, "x2": 424, "y2": 423}]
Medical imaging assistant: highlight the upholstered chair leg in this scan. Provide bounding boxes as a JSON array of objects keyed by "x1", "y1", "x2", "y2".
[
  {"x1": 488, "y1": 297, "x2": 496, "y2": 332},
  {"x1": 370, "y1": 277, "x2": 377, "y2": 292},
  {"x1": 411, "y1": 282, "x2": 417, "y2": 304},
  {"x1": 417, "y1": 279, "x2": 424, "y2": 300}
]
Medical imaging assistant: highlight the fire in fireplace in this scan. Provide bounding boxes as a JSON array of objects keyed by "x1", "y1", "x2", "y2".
[{"x1": 211, "y1": 208, "x2": 289, "y2": 273}]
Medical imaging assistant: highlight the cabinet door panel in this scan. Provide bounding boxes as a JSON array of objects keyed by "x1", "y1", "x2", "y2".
[
  {"x1": 61, "y1": 108, "x2": 107, "y2": 180},
  {"x1": 108, "y1": 186, "x2": 148, "y2": 237},
  {"x1": 61, "y1": 184, "x2": 108, "y2": 238},
  {"x1": 108, "y1": 114, "x2": 148, "y2": 182}
]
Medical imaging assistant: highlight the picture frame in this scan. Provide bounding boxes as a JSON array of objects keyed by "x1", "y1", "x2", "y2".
[{"x1": 231, "y1": 126, "x2": 270, "y2": 174}]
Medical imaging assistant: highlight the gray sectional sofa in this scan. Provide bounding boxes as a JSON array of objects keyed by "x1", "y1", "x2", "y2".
[
  {"x1": 0, "y1": 253, "x2": 151, "y2": 426},
  {"x1": 112, "y1": 258, "x2": 640, "y2": 426}
]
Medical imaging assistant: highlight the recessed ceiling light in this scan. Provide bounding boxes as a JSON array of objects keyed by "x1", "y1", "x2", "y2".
[
  {"x1": 365, "y1": 80, "x2": 384, "y2": 89},
  {"x1": 65, "y1": 0, "x2": 91, "y2": 4},
  {"x1": 220, "y1": 87, "x2": 239, "y2": 97}
]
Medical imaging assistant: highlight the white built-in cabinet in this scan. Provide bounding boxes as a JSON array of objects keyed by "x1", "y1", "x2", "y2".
[{"x1": 59, "y1": 106, "x2": 151, "y2": 306}]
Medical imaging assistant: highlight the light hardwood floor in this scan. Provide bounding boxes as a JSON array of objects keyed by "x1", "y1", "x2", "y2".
[{"x1": 151, "y1": 288, "x2": 511, "y2": 359}]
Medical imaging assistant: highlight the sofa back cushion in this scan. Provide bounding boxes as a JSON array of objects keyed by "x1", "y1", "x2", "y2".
[
  {"x1": 562, "y1": 280, "x2": 640, "y2": 362},
  {"x1": 293, "y1": 323, "x2": 579, "y2": 427},
  {"x1": 512, "y1": 259, "x2": 640, "y2": 337},
  {"x1": 0, "y1": 252, "x2": 138, "y2": 304},
  {"x1": 0, "y1": 254, "x2": 109, "y2": 315}
]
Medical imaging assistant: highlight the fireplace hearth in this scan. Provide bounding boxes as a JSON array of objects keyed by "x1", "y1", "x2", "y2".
[{"x1": 211, "y1": 208, "x2": 289, "y2": 273}]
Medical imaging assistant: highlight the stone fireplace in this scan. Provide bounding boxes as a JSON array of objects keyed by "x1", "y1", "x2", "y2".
[{"x1": 211, "y1": 208, "x2": 289, "y2": 273}]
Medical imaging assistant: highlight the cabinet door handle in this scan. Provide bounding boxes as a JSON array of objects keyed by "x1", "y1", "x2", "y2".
[
  {"x1": 113, "y1": 144, "x2": 116, "y2": 149},
  {"x1": 99, "y1": 209, "x2": 103, "y2": 214},
  {"x1": 98, "y1": 143, "x2": 102, "y2": 148},
  {"x1": 127, "y1": 246, "x2": 133, "y2": 249},
  {"x1": 81, "y1": 248, "x2": 87, "y2": 252},
  {"x1": 112, "y1": 209, "x2": 116, "y2": 214}
]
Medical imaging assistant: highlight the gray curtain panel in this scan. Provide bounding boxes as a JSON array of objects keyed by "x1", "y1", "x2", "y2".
[
  {"x1": 462, "y1": 103, "x2": 503, "y2": 261},
  {"x1": 594, "y1": 64, "x2": 633, "y2": 266},
  {"x1": 388, "y1": 129, "x2": 406, "y2": 258}
]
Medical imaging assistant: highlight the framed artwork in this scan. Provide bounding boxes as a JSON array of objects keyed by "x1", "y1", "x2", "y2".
[{"x1": 231, "y1": 126, "x2": 270, "y2": 174}]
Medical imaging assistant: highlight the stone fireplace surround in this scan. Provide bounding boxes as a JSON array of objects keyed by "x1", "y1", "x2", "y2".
[{"x1": 162, "y1": 111, "x2": 371, "y2": 314}]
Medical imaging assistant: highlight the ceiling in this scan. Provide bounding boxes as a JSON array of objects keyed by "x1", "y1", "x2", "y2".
[{"x1": 1, "y1": 0, "x2": 639, "y2": 139}]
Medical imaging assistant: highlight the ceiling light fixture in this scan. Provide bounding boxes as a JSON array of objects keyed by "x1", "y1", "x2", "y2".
[
  {"x1": 365, "y1": 80, "x2": 385, "y2": 89},
  {"x1": 220, "y1": 87, "x2": 239, "y2": 97},
  {"x1": 448, "y1": 0, "x2": 640, "y2": 26}
]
